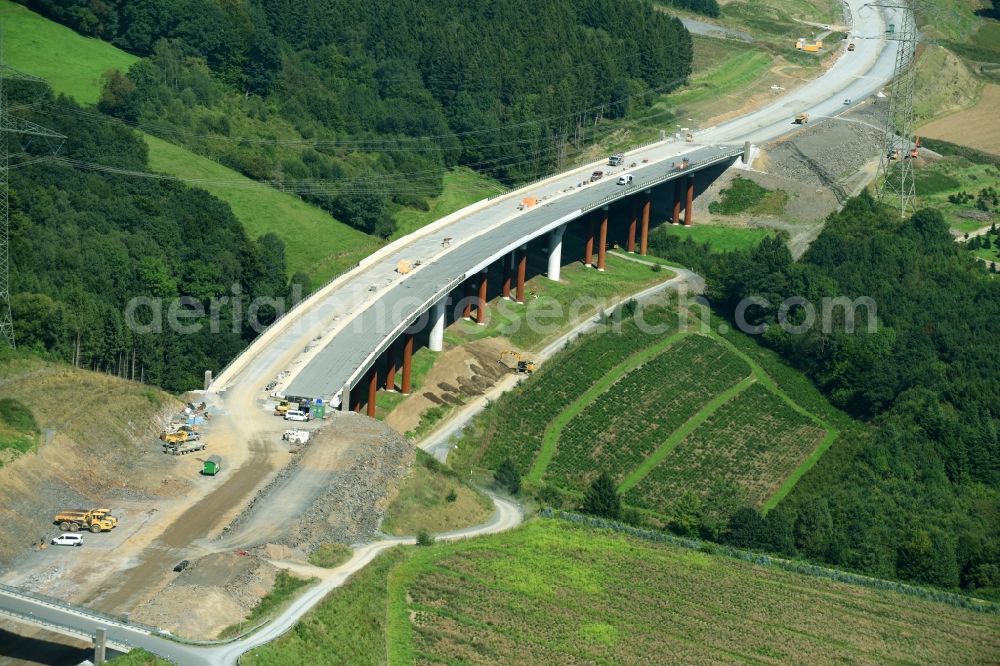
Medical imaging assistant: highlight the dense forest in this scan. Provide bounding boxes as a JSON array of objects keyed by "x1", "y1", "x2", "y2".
[
  {"x1": 649, "y1": 194, "x2": 1000, "y2": 599},
  {"x1": 20, "y1": 0, "x2": 694, "y2": 237},
  {"x1": 6, "y1": 81, "x2": 295, "y2": 391}
]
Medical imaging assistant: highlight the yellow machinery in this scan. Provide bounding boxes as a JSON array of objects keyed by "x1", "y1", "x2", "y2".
[
  {"x1": 274, "y1": 399, "x2": 294, "y2": 416},
  {"x1": 160, "y1": 430, "x2": 189, "y2": 444},
  {"x1": 499, "y1": 350, "x2": 536, "y2": 374},
  {"x1": 53, "y1": 509, "x2": 118, "y2": 533},
  {"x1": 794, "y1": 113, "x2": 810, "y2": 124}
]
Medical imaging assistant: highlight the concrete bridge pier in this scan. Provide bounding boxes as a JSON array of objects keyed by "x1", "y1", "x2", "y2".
[
  {"x1": 685, "y1": 175, "x2": 695, "y2": 227},
  {"x1": 515, "y1": 244, "x2": 527, "y2": 303},
  {"x1": 400, "y1": 333, "x2": 414, "y2": 395},
  {"x1": 385, "y1": 343, "x2": 397, "y2": 391},
  {"x1": 476, "y1": 270, "x2": 488, "y2": 325},
  {"x1": 640, "y1": 190, "x2": 651, "y2": 255},
  {"x1": 673, "y1": 180, "x2": 683, "y2": 225},
  {"x1": 462, "y1": 279, "x2": 473, "y2": 319},
  {"x1": 502, "y1": 252, "x2": 513, "y2": 298},
  {"x1": 628, "y1": 201, "x2": 639, "y2": 253},
  {"x1": 547, "y1": 224, "x2": 566, "y2": 281},
  {"x1": 584, "y1": 215, "x2": 595, "y2": 267},
  {"x1": 94, "y1": 627, "x2": 107, "y2": 665},
  {"x1": 597, "y1": 206, "x2": 609, "y2": 271},
  {"x1": 367, "y1": 365, "x2": 379, "y2": 417},
  {"x1": 428, "y1": 298, "x2": 446, "y2": 352}
]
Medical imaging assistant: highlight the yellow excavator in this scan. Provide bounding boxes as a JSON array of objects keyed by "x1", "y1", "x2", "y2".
[{"x1": 498, "y1": 350, "x2": 536, "y2": 374}]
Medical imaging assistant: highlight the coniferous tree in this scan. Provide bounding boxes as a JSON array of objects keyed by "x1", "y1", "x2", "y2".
[{"x1": 582, "y1": 472, "x2": 621, "y2": 520}]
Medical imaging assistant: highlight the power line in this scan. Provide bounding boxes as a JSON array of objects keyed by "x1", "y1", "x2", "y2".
[{"x1": 0, "y1": 30, "x2": 65, "y2": 348}]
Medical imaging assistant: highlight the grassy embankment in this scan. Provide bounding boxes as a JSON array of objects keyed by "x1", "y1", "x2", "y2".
[
  {"x1": 243, "y1": 519, "x2": 1000, "y2": 665},
  {"x1": 216, "y1": 571, "x2": 314, "y2": 639},
  {"x1": 381, "y1": 451, "x2": 493, "y2": 536},
  {"x1": 891, "y1": 140, "x2": 1000, "y2": 233},
  {"x1": 1, "y1": 1, "x2": 504, "y2": 283}
]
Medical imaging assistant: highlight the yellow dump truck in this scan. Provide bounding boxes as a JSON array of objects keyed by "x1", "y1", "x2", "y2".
[{"x1": 53, "y1": 509, "x2": 118, "y2": 533}]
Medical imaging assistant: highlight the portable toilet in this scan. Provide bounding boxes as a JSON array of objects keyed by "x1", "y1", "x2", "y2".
[
  {"x1": 887, "y1": 23, "x2": 895, "y2": 33},
  {"x1": 202, "y1": 455, "x2": 222, "y2": 476},
  {"x1": 310, "y1": 398, "x2": 326, "y2": 419}
]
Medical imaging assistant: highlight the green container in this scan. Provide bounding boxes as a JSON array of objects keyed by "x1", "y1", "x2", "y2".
[
  {"x1": 203, "y1": 455, "x2": 223, "y2": 476},
  {"x1": 887, "y1": 23, "x2": 895, "y2": 33},
  {"x1": 310, "y1": 399, "x2": 326, "y2": 419}
]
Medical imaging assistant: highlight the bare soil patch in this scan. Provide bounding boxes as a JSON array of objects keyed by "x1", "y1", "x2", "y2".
[
  {"x1": 132, "y1": 552, "x2": 279, "y2": 638},
  {"x1": 385, "y1": 338, "x2": 513, "y2": 434},
  {"x1": 920, "y1": 84, "x2": 1000, "y2": 155}
]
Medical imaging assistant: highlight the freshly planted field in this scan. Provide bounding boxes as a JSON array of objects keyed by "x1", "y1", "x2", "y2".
[
  {"x1": 627, "y1": 383, "x2": 827, "y2": 514},
  {"x1": 249, "y1": 520, "x2": 1000, "y2": 664},
  {"x1": 548, "y1": 335, "x2": 750, "y2": 490},
  {"x1": 451, "y1": 306, "x2": 680, "y2": 474}
]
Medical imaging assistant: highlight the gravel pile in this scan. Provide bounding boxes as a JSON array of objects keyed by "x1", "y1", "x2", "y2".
[
  {"x1": 766, "y1": 115, "x2": 883, "y2": 203},
  {"x1": 222, "y1": 417, "x2": 414, "y2": 553}
]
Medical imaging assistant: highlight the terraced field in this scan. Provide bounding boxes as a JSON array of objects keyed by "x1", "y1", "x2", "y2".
[
  {"x1": 455, "y1": 302, "x2": 835, "y2": 522},
  {"x1": 547, "y1": 335, "x2": 750, "y2": 490},
  {"x1": 454, "y1": 305, "x2": 681, "y2": 474},
  {"x1": 625, "y1": 383, "x2": 827, "y2": 515}
]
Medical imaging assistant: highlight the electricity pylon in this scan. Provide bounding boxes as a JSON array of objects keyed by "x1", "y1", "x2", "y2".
[
  {"x1": 867, "y1": 0, "x2": 918, "y2": 217},
  {"x1": 0, "y1": 30, "x2": 65, "y2": 347}
]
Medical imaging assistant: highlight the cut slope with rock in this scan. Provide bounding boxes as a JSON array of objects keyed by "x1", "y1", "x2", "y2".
[
  {"x1": 216, "y1": 416, "x2": 414, "y2": 557},
  {"x1": 0, "y1": 355, "x2": 183, "y2": 568}
]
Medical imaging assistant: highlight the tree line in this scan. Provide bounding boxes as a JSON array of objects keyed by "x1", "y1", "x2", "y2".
[
  {"x1": 645, "y1": 193, "x2": 1000, "y2": 600},
  {"x1": 6, "y1": 82, "x2": 298, "y2": 391},
  {"x1": 20, "y1": 0, "x2": 693, "y2": 238}
]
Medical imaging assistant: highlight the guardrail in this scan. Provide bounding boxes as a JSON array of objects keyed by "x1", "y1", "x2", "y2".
[
  {"x1": 486, "y1": 133, "x2": 680, "y2": 202},
  {"x1": 340, "y1": 272, "x2": 466, "y2": 393},
  {"x1": 581, "y1": 148, "x2": 744, "y2": 215},
  {"x1": 0, "y1": 583, "x2": 158, "y2": 635},
  {"x1": 0, "y1": 581, "x2": 278, "y2": 648},
  {"x1": 209, "y1": 260, "x2": 361, "y2": 390}
]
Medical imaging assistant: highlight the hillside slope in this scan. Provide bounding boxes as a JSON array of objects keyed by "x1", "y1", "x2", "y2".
[
  {"x1": 0, "y1": 0, "x2": 379, "y2": 283},
  {"x1": 245, "y1": 519, "x2": 1000, "y2": 664},
  {"x1": 0, "y1": 352, "x2": 182, "y2": 567}
]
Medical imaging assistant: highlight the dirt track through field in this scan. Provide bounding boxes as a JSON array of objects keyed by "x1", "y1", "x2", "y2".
[{"x1": 88, "y1": 437, "x2": 274, "y2": 614}]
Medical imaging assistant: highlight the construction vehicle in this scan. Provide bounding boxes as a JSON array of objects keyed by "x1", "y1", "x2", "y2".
[
  {"x1": 673, "y1": 158, "x2": 691, "y2": 171},
  {"x1": 163, "y1": 440, "x2": 207, "y2": 455},
  {"x1": 685, "y1": 132, "x2": 694, "y2": 142},
  {"x1": 795, "y1": 38, "x2": 823, "y2": 52},
  {"x1": 160, "y1": 429, "x2": 190, "y2": 445},
  {"x1": 498, "y1": 350, "x2": 536, "y2": 374},
  {"x1": 590, "y1": 170, "x2": 604, "y2": 182},
  {"x1": 608, "y1": 153, "x2": 624, "y2": 166},
  {"x1": 794, "y1": 113, "x2": 810, "y2": 124},
  {"x1": 274, "y1": 399, "x2": 298, "y2": 416},
  {"x1": 887, "y1": 148, "x2": 902, "y2": 161},
  {"x1": 908, "y1": 136, "x2": 920, "y2": 159},
  {"x1": 53, "y1": 509, "x2": 118, "y2": 533},
  {"x1": 283, "y1": 429, "x2": 310, "y2": 444},
  {"x1": 847, "y1": 42, "x2": 855, "y2": 51}
]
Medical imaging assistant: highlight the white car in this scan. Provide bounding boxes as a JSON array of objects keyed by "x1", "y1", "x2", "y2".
[
  {"x1": 51, "y1": 534, "x2": 83, "y2": 547},
  {"x1": 284, "y1": 409, "x2": 311, "y2": 422},
  {"x1": 617, "y1": 174, "x2": 633, "y2": 185}
]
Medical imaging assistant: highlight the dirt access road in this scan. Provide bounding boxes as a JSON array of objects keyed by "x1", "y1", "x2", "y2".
[{"x1": 85, "y1": 341, "x2": 306, "y2": 615}]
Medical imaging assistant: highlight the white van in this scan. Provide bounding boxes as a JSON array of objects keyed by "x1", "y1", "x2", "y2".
[
  {"x1": 284, "y1": 409, "x2": 311, "y2": 422},
  {"x1": 51, "y1": 534, "x2": 83, "y2": 547},
  {"x1": 617, "y1": 174, "x2": 633, "y2": 185}
]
